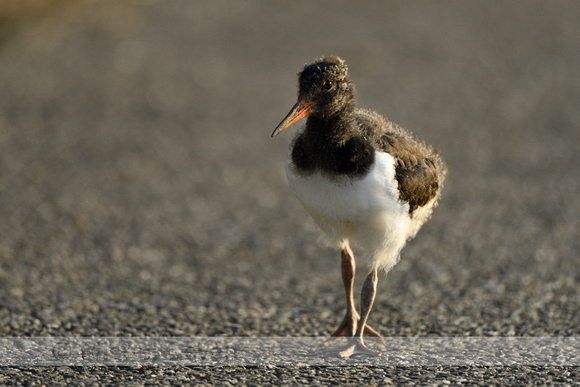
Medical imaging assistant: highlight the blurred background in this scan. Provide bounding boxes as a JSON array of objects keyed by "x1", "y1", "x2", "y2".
[{"x1": 0, "y1": 0, "x2": 578, "y2": 344}]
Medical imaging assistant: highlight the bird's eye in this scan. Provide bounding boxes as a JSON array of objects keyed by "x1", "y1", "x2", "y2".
[{"x1": 323, "y1": 80, "x2": 333, "y2": 90}]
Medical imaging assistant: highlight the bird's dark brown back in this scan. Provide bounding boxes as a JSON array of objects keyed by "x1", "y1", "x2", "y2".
[{"x1": 355, "y1": 109, "x2": 447, "y2": 214}]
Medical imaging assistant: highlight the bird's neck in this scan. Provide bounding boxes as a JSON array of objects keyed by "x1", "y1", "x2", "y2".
[{"x1": 304, "y1": 107, "x2": 357, "y2": 145}]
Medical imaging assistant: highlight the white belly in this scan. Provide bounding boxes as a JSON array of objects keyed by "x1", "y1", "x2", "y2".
[{"x1": 286, "y1": 152, "x2": 412, "y2": 271}]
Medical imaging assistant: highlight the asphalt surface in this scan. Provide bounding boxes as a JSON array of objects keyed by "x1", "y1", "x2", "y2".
[{"x1": 1, "y1": 0, "x2": 579, "y2": 384}]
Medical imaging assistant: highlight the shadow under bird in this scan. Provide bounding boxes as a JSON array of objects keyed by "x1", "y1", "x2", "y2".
[{"x1": 272, "y1": 56, "x2": 448, "y2": 358}]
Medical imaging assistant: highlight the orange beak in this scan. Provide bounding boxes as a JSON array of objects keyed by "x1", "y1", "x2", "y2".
[{"x1": 271, "y1": 98, "x2": 316, "y2": 137}]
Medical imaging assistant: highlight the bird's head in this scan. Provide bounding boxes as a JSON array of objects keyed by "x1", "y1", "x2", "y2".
[{"x1": 272, "y1": 56, "x2": 356, "y2": 137}]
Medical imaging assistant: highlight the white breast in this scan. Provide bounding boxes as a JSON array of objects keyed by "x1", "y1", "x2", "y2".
[{"x1": 286, "y1": 152, "x2": 412, "y2": 272}]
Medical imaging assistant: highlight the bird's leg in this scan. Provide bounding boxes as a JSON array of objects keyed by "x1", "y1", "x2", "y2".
[
  {"x1": 329, "y1": 244, "x2": 382, "y2": 339},
  {"x1": 337, "y1": 268, "x2": 382, "y2": 358},
  {"x1": 329, "y1": 243, "x2": 358, "y2": 338},
  {"x1": 323, "y1": 244, "x2": 383, "y2": 356}
]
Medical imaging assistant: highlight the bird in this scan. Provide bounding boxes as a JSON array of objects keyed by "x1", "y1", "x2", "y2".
[{"x1": 271, "y1": 56, "x2": 447, "y2": 358}]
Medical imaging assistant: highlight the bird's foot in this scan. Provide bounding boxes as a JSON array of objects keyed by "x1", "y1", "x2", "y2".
[
  {"x1": 328, "y1": 313, "x2": 383, "y2": 339},
  {"x1": 321, "y1": 314, "x2": 384, "y2": 357},
  {"x1": 329, "y1": 313, "x2": 358, "y2": 338},
  {"x1": 323, "y1": 337, "x2": 382, "y2": 358}
]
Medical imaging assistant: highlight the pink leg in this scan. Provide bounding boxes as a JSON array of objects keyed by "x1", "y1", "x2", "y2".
[
  {"x1": 324, "y1": 243, "x2": 383, "y2": 357},
  {"x1": 330, "y1": 243, "x2": 358, "y2": 337},
  {"x1": 338, "y1": 268, "x2": 382, "y2": 358}
]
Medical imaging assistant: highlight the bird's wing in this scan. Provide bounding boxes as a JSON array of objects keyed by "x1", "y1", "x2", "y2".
[
  {"x1": 378, "y1": 132, "x2": 442, "y2": 214},
  {"x1": 353, "y1": 109, "x2": 445, "y2": 214}
]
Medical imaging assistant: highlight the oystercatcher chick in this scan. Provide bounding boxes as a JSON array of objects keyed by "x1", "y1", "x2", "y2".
[{"x1": 272, "y1": 56, "x2": 447, "y2": 358}]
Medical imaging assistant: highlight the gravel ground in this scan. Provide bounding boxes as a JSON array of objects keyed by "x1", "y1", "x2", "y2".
[{"x1": 0, "y1": 0, "x2": 579, "y2": 384}]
